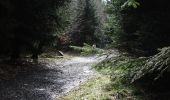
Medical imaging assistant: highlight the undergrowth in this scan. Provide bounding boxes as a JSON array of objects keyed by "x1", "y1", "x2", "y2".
[
  {"x1": 61, "y1": 74, "x2": 112, "y2": 100},
  {"x1": 70, "y1": 43, "x2": 103, "y2": 56},
  {"x1": 94, "y1": 55, "x2": 147, "y2": 100}
]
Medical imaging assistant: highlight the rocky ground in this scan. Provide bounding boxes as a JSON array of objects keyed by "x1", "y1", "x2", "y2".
[{"x1": 0, "y1": 55, "x2": 107, "y2": 100}]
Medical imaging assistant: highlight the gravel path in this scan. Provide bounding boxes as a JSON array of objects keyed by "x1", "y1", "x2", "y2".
[{"x1": 0, "y1": 56, "x2": 105, "y2": 100}]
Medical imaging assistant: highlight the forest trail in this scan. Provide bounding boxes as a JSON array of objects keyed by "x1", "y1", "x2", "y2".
[{"x1": 0, "y1": 55, "x2": 113, "y2": 100}]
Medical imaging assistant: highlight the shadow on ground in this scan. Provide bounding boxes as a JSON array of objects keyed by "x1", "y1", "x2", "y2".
[
  {"x1": 0, "y1": 57, "x2": 96, "y2": 100},
  {"x1": 0, "y1": 61, "x2": 65, "y2": 100}
]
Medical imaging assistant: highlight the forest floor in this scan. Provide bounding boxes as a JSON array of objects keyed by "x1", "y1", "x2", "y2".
[{"x1": 0, "y1": 54, "x2": 110, "y2": 100}]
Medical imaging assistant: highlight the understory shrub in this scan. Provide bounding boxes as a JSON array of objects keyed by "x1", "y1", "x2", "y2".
[{"x1": 70, "y1": 43, "x2": 103, "y2": 56}]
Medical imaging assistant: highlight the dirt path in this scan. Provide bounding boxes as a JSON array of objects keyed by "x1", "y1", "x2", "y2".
[{"x1": 0, "y1": 55, "x2": 107, "y2": 100}]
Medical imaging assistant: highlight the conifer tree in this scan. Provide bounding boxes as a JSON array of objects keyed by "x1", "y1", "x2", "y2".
[
  {"x1": 0, "y1": 0, "x2": 70, "y2": 60},
  {"x1": 70, "y1": 0, "x2": 105, "y2": 47}
]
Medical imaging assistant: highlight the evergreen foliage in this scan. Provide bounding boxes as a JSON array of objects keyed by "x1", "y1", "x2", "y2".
[
  {"x1": 105, "y1": 0, "x2": 170, "y2": 56},
  {"x1": 0, "y1": 0, "x2": 70, "y2": 60},
  {"x1": 104, "y1": 0, "x2": 170, "y2": 96},
  {"x1": 1, "y1": 0, "x2": 170, "y2": 99},
  {"x1": 94, "y1": 55, "x2": 146, "y2": 99},
  {"x1": 132, "y1": 47, "x2": 170, "y2": 83},
  {"x1": 69, "y1": 0, "x2": 106, "y2": 47}
]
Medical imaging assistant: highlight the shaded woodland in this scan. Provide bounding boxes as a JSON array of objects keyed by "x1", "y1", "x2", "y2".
[
  {"x1": 1, "y1": 0, "x2": 170, "y2": 99},
  {"x1": 104, "y1": 0, "x2": 170, "y2": 99}
]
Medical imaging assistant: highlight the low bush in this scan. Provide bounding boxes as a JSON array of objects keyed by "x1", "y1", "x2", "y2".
[{"x1": 70, "y1": 43, "x2": 103, "y2": 56}]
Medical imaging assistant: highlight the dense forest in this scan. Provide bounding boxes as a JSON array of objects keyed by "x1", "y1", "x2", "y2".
[{"x1": 1, "y1": 0, "x2": 170, "y2": 100}]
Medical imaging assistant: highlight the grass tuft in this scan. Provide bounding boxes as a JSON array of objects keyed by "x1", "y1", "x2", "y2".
[{"x1": 60, "y1": 74, "x2": 112, "y2": 100}]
